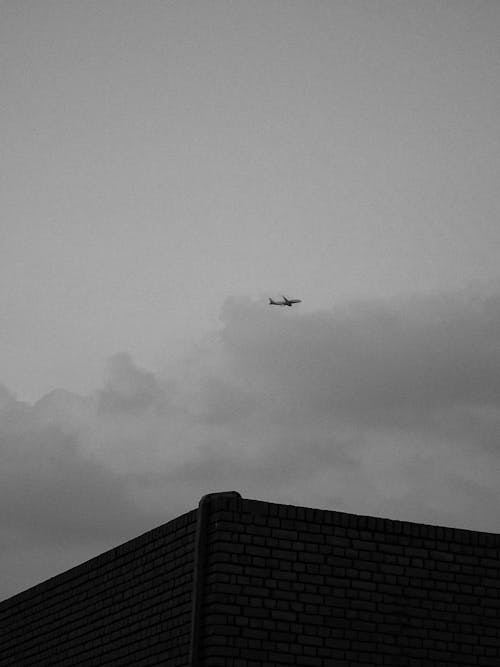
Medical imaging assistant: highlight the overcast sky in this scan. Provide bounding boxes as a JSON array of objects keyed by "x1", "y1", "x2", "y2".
[{"x1": 1, "y1": 1, "x2": 500, "y2": 600}]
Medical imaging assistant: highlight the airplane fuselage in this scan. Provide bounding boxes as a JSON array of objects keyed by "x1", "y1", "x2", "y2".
[{"x1": 269, "y1": 296, "x2": 302, "y2": 307}]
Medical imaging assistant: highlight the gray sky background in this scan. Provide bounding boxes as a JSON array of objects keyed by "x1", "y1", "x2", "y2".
[{"x1": 1, "y1": 1, "x2": 500, "y2": 599}]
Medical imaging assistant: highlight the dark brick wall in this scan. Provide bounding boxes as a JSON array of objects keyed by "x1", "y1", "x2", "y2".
[
  {"x1": 0, "y1": 509, "x2": 197, "y2": 666},
  {"x1": 1, "y1": 494, "x2": 499, "y2": 666},
  {"x1": 202, "y1": 496, "x2": 500, "y2": 667}
]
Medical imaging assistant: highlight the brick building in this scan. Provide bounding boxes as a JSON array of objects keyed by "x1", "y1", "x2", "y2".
[{"x1": 1, "y1": 491, "x2": 499, "y2": 666}]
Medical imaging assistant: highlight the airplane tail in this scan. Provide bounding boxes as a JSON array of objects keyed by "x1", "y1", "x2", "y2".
[{"x1": 269, "y1": 298, "x2": 277, "y2": 305}]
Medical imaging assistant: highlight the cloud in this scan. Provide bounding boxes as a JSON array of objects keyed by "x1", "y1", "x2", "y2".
[
  {"x1": 97, "y1": 352, "x2": 166, "y2": 415},
  {"x1": 1, "y1": 286, "x2": 500, "y2": 599},
  {"x1": 0, "y1": 392, "x2": 157, "y2": 544}
]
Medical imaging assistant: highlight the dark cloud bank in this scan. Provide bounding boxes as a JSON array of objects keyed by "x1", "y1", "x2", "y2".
[{"x1": 1, "y1": 288, "x2": 499, "y2": 599}]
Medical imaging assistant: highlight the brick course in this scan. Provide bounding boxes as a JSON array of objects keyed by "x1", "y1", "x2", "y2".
[{"x1": 1, "y1": 493, "x2": 499, "y2": 666}]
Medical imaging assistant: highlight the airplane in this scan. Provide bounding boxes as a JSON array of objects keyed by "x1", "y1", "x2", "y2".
[{"x1": 268, "y1": 295, "x2": 302, "y2": 307}]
